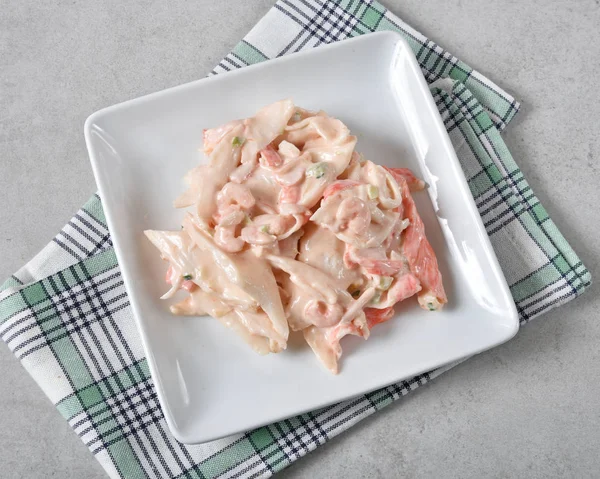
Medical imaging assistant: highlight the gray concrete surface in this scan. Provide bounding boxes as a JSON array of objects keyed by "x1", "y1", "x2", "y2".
[{"x1": 1, "y1": 0, "x2": 599, "y2": 477}]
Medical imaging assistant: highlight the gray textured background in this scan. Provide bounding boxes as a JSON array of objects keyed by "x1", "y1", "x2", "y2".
[{"x1": 1, "y1": 1, "x2": 599, "y2": 478}]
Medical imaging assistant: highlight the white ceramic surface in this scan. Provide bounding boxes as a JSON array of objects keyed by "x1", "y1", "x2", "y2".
[{"x1": 85, "y1": 31, "x2": 518, "y2": 444}]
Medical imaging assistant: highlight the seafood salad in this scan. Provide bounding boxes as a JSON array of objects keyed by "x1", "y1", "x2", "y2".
[{"x1": 145, "y1": 100, "x2": 447, "y2": 373}]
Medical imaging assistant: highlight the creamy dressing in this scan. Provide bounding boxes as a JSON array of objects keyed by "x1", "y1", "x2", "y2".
[
  {"x1": 298, "y1": 223, "x2": 361, "y2": 286},
  {"x1": 145, "y1": 100, "x2": 447, "y2": 374}
]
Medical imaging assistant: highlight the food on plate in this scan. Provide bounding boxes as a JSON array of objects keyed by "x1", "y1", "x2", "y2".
[{"x1": 145, "y1": 100, "x2": 447, "y2": 373}]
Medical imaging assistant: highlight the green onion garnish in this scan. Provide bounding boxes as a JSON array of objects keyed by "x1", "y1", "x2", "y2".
[
  {"x1": 306, "y1": 162, "x2": 327, "y2": 179},
  {"x1": 183, "y1": 274, "x2": 193, "y2": 280},
  {"x1": 369, "y1": 291, "x2": 382, "y2": 305},
  {"x1": 260, "y1": 225, "x2": 270, "y2": 234},
  {"x1": 232, "y1": 136, "x2": 245, "y2": 147}
]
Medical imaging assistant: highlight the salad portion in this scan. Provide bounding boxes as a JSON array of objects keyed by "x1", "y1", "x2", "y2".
[{"x1": 145, "y1": 100, "x2": 447, "y2": 373}]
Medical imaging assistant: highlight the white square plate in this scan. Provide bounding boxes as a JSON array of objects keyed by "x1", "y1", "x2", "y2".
[{"x1": 85, "y1": 32, "x2": 518, "y2": 444}]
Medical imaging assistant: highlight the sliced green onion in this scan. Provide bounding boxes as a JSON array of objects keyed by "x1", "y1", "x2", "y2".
[
  {"x1": 427, "y1": 302, "x2": 436, "y2": 311},
  {"x1": 367, "y1": 185, "x2": 379, "y2": 200},
  {"x1": 260, "y1": 225, "x2": 270, "y2": 234},
  {"x1": 379, "y1": 276, "x2": 393, "y2": 290},
  {"x1": 369, "y1": 291, "x2": 382, "y2": 305},
  {"x1": 232, "y1": 136, "x2": 245, "y2": 147},
  {"x1": 306, "y1": 162, "x2": 327, "y2": 179},
  {"x1": 183, "y1": 274, "x2": 193, "y2": 280}
]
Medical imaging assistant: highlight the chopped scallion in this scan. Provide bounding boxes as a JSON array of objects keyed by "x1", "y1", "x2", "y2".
[
  {"x1": 369, "y1": 291, "x2": 382, "y2": 305},
  {"x1": 183, "y1": 274, "x2": 193, "y2": 281},
  {"x1": 232, "y1": 136, "x2": 245, "y2": 147},
  {"x1": 260, "y1": 225, "x2": 270, "y2": 234},
  {"x1": 306, "y1": 162, "x2": 327, "y2": 179}
]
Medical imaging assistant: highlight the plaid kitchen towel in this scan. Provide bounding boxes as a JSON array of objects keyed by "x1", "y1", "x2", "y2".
[{"x1": 0, "y1": 1, "x2": 591, "y2": 478}]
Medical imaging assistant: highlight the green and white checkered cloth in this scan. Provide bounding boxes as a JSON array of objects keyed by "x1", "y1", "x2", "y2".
[{"x1": 0, "y1": 1, "x2": 591, "y2": 478}]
